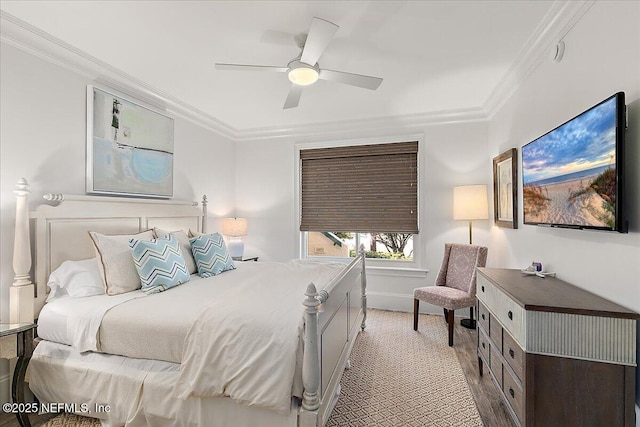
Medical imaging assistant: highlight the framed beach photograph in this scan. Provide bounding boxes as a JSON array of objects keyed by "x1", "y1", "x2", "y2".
[
  {"x1": 86, "y1": 86, "x2": 174, "y2": 198},
  {"x1": 493, "y1": 148, "x2": 517, "y2": 228}
]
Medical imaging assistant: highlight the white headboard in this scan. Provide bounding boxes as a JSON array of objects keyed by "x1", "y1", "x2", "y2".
[{"x1": 10, "y1": 179, "x2": 206, "y2": 320}]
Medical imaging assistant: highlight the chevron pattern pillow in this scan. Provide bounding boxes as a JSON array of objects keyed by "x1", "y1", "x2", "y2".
[
  {"x1": 189, "y1": 233, "x2": 236, "y2": 278},
  {"x1": 129, "y1": 234, "x2": 190, "y2": 294}
]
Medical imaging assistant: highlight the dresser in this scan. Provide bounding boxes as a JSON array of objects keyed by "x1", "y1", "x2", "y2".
[{"x1": 476, "y1": 268, "x2": 638, "y2": 427}]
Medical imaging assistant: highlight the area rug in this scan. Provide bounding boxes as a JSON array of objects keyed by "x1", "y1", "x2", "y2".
[
  {"x1": 42, "y1": 412, "x2": 99, "y2": 427},
  {"x1": 42, "y1": 310, "x2": 482, "y2": 427},
  {"x1": 326, "y1": 309, "x2": 483, "y2": 427}
]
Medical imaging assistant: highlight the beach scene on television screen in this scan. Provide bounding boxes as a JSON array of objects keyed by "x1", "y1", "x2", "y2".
[{"x1": 522, "y1": 97, "x2": 617, "y2": 228}]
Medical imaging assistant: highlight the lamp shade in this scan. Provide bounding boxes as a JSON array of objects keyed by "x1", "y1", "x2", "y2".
[
  {"x1": 453, "y1": 185, "x2": 489, "y2": 220},
  {"x1": 222, "y1": 218, "x2": 248, "y2": 237}
]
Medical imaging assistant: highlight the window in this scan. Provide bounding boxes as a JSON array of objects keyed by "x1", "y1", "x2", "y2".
[
  {"x1": 300, "y1": 141, "x2": 418, "y2": 262},
  {"x1": 307, "y1": 232, "x2": 414, "y2": 261}
]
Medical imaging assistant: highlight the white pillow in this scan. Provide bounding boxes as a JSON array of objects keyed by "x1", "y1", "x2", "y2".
[
  {"x1": 153, "y1": 228, "x2": 197, "y2": 274},
  {"x1": 89, "y1": 230, "x2": 155, "y2": 295},
  {"x1": 188, "y1": 229, "x2": 204, "y2": 238},
  {"x1": 46, "y1": 258, "x2": 104, "y2": 302}
]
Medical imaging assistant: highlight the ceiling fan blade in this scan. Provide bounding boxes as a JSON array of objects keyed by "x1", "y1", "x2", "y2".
[
  {"x1": 319, "y1": 69, "x2": 383, "y2": 90},
  {"x1": 215, "y1": 63, "x2": 288, "y2": 73},
  {"x1": 283, "y1": 84, "x2": 303, "y2": 109},
  {"x1": 300, "y1": 17, "x2": 339, "y2": 66}
]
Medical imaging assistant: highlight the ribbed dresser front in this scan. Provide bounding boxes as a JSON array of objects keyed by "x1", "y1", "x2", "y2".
[{"x1": 476, "y1": 268, "x2": 638, "y2": 427}]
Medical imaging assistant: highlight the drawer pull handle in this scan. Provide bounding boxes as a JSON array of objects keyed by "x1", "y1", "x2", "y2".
[
  {"x1": 481, "y1": 314, "x2": 485, "y2": 320},
  {"x1": 509, "y1": 387, "x2": 515, "y2": 398},
  {"x1": 481, "y1": 285, "x2": 485, "y2": 292},
  {"x1": 508, "y1": 311, "x2": 513, "y2": 320},
  {"x1": 509, "y1": 349, "x2": 514, "y2": 358},
  {"x1": 482, "y1": 342, "x2": 485, "y2": 349}
]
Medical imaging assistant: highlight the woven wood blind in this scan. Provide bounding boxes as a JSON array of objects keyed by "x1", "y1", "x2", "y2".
[{"x1": 300, "y1": 141, "x2": 418, "y2": 233}]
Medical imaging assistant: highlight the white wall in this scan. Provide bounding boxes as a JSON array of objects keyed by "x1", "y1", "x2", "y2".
[
  {"x1": 488, "y1": 1, "x2": 639, "y2": 314},
  {"x1": 234, "y1": 120, "x2": 491, "y2": 314},
  {"x1": 487, "y1": 0, "x2": 640, "y2": 412},
  {"x1": 0, "y1": 42, "x2": 236, "y2": 399}
]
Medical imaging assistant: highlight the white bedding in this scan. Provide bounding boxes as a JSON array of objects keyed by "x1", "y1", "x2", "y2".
[
  {"x1": 174, "y1": 260, "x2": 343, "y2": 413},
  {"x1": 36, "y1": 259, "x2": 345, "y2": 414},
  {"x1": 38, "y1": 290, "x2": 147, "y2": 352}
]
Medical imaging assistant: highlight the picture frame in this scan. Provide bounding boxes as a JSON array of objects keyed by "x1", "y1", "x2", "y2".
[
  {"x1": 86, "y1": 85, "x2": 174, "y2": 198},
  {"x1": 493, "y1": 148, "x2": 518, "y2": 228}
]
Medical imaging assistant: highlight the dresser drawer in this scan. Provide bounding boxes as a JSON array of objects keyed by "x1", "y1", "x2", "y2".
[
  {"x1": 478, "y1": 300, "x2": 490, "y2": 332},
  {"x1": 477, "y1": 273, "x2": 526, "y2": 347},
  {"x1": 489, "y1": 314, "x2": 502, "y2": 349},
  {"x1": 478, "y1": 327, "x2": 490, "y2": 362},
  {"x1": 503, "y1": 365, "x2": 524, "y2": 425},
  {"x1": 490, "y1": 346, "x2": 503, "y2": 388},
  {"x1": 477, "y1": 273, "x2": 490, "y2": 303},
  {"x1": 503, "y1": 329, "x2": 524, "y2": 382}
]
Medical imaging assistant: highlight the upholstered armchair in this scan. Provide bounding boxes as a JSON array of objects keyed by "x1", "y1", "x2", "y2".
[{"x1": 413, "y1": 243, "x2": 488, "y2": 346}]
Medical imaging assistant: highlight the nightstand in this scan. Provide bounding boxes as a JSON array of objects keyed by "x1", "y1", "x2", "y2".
[
  {"x1": 240, "y1": 256, "x2": 259, "y2": 262},
  {"x1": 1, "y1": 323, "x2": 36, "y2": 427}
]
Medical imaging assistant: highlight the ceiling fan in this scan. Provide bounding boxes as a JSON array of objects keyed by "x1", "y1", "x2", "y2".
[{"x1": 215, "y1": 17, "x2": 383, "y2": 109}]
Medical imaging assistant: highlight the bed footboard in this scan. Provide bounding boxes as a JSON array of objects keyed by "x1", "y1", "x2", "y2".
[{"x1": 300, "y1": 253, "x2": 366, "y2": 427}]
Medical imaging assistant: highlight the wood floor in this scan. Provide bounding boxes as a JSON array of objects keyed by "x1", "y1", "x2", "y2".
[
  {"x1": 453, "y1": 318, "x2": 516, "y2": 427},
  {"x1": 0, "y1": 316, "x2": 514, "y2": 427}
]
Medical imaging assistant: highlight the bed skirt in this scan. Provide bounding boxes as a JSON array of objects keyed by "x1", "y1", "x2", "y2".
[{"x1": 29, "y1": 341, "x2": 298, "y2": 427}]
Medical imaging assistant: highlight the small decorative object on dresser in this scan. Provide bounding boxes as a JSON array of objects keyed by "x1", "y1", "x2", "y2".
[
  {"x1": 0, "y1": 322, "x2": 36, "y2": 427},
  {"x1": 476, "y1": 268, "x2": 639, "y2": 426}
]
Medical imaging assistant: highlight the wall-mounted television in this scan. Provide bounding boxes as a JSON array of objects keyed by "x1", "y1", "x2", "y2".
[{"x1": 522, "y1": 92, "x2": 627, "y2": 232}]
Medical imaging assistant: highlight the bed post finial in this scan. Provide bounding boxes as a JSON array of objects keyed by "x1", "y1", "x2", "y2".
[
  {"x1": 302, "y1": 282, "x2": 321, "y2": 412},
  {"x1": 11, "y1": 178, "x2": 34, "y2": 323},
  {"x1": 201, "y1": 195, "x2": 208, "y2": 233}
]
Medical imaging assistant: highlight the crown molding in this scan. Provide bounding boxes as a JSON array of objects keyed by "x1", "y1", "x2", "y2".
[
  {"x1": 0, "y1": 10, "x2": 487, "y2": 143},
  {"x1": 1, "y1": 2, "x2": 594, "y2": 143},
  {"x1": 234, "y1": 107, "x2": 487, "y2": 142},
  {"x1": 0, "y1": 11, "x2": 238, "y2": 141},
  {"x1": 483, "y1": 0, "x2": 595, "y2": 118}
]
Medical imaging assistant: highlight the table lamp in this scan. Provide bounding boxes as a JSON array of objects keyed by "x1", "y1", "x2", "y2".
[{"x1": 222, "y1": 218, "x2": 248, "y2": 260}]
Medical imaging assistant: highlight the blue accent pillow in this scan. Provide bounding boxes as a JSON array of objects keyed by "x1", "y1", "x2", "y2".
[
  {"x1": 129, "y1": 234, "x2": 190, "y2": 294},
  {"x1": 189, "y1": 233, "x2": 236, "y2": 278}
]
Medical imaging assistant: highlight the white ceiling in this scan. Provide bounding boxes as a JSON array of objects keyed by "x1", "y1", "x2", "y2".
[{"x1": 1, "y1": 1, "x2": 560, "y2": 133}]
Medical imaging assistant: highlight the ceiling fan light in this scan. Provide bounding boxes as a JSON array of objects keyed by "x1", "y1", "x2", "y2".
[{"x1": 288, "y1": 67, "x2": 319, "y2": 86}]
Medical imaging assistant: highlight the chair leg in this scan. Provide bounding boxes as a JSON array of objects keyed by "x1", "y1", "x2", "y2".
[
  {"x1": 443, "y1": 308, "x2": 448, "y2": 323},
  {"x1": 413, "y1": 299, "x2": 419, "y2": 331},
  {"x1": 447, "y1": 309, "x2": 455, "y2": 346}
]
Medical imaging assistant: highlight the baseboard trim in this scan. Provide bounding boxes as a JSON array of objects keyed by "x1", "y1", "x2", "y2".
[{"x1": 367, "y1": 291, "x2": 470, "y2": 318}]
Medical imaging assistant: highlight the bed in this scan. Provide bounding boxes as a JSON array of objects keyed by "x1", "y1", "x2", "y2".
[{"x1": 8, "y1": 179, "x2": 367, "y2": 427}]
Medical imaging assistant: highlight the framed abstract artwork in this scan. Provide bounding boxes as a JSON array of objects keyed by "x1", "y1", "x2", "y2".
[
  {"x1": 86, "y1": 86, "x2": 174, "y2": 198},
  {"x1": 493, "y1": 148, "x2": 517, "y2": 228}
]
